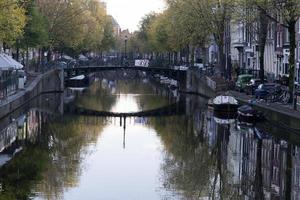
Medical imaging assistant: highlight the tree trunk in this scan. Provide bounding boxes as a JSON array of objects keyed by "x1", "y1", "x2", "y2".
[
  {"x1": 47, "y1": 49, "x2": 52, "y2": 62},
  {"x1": 219, "y1": 44, "x2": 225, "y2": 76},
  {"x1": 186, "y1": 45, "x2": 190, "y2": 66},
  {"x1": 259, "y1": 9, "x2": 268, "y2": 82},
  {"x1": 288, "y1": 19, "x2": 296, "y2": 101},
  {"x1": 26, "y1": 47, "x2": 29, "y2": 71},
  {"x1": 190, "y1": 46, "x2": 195, "y2": 67},
  {"x1": 16, "y1": 46, "x2": 19, "y2": 62},
  {"x1": 202, "y1": 47, "x2": 207, "y2": 65}
]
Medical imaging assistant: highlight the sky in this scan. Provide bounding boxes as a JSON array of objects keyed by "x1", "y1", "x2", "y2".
[{"x1": 103, "y1": 0, "x2": 166, "y2": 32}]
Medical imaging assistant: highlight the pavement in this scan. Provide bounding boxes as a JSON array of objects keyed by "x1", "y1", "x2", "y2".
[
  {"x1": 228, "y1": 90, "x2": 300, "y2": 120},
  {"x1": 0, "y1": 71, "x2": 41, "y2": 106}
]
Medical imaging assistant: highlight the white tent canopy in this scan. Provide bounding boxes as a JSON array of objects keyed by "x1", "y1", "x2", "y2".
[{"x1": 0, "y1": 54, "x2": 23, "y2": 70}]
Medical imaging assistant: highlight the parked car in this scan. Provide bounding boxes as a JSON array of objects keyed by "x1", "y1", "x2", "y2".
[
  {"x1": 244, "y1": 78, "x2": 265, "y2": 95},
  {"x1": 235, "y1": 74, "x2": 253, "y2": 92},
  {"x1": 254, "y1": 83, "x2": 281, "y2": 99}
]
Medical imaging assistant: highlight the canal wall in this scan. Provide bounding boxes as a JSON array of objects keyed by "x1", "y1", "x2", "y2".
[
  {"x1": 185, "y1": 70, "x2": 216, "y2": 98},
  {"x1": 0, "y1": 69, "x2": 64, "y2": 119}
]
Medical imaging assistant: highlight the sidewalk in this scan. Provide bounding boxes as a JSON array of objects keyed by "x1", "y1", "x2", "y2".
[
  {"x1": 0, "y1": 71, "x2": 41, "y2": 106},
  {"x1": 228, "y1": 90, "x2": 300, "y2": 120}
]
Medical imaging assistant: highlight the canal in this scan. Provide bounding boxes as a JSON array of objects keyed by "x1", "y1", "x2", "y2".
[{"x1": 0, "y1": 75, "x2": 300, "y2": 200}]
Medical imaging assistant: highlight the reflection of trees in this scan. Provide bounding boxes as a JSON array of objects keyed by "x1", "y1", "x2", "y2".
[
  {"x1": 34, "y1": 115, "x2": 105, "y2": 200},
  {"x1": 0, "y1": 145, "x2": 49, "y2": 200},
  {"x1": 114, "y1": 79, "x2": 154, "y2": 94},
  {"x1": 150, "y1": 116, "x2": 213, "y2": 199},
  {"x1": 0, "y1": 114, "x2": 105, "y2": 200},
  {"x1": 75, "y1": 83, "x2": 117, "y2": 111},
  {"x1": 114, "y1": 79, "x2": 171, "y2": 111},
  {"x1": 151, "y1": 114, "x2": 242, "y2": 199},
  {"x1": 76, "y1": 80, "x2": 170, "y2": 112}
]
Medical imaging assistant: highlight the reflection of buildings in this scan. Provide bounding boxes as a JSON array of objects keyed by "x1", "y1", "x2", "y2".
[
  {"x1": 204, "y1": 112, "x2": 300, "y2": 199},
  {"x1": 0, "y1": 109, "x2": 45, "y2": 166},
  {"x1": 227, "y1": 125, "x2": 243, "y2": 186},
  {"x1": 292, "y1": 147, "x2": 300, "y2": 200},
  {"x1": 240, "y1": 126, "x2": 257, "y2": 198}
]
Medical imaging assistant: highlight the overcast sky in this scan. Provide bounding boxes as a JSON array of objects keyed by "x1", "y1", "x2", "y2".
[{"x1": 103, "y1": 0, "x2": 166, "y2": 32}]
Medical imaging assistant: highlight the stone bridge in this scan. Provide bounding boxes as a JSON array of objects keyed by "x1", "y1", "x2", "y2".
[{"x1": 64, "y1": 65, "x2": 187, "y2": 90}]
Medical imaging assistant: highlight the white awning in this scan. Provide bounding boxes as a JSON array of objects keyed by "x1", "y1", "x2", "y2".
[{"x1": 0, "y1": 54, "x2": 23, "y2": 70}]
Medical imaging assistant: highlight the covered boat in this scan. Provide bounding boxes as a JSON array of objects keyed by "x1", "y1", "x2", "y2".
[
  {"x1": 65, "y1": 75, "x2": 91, "y2": 87},
  {"x1": 237, "y1": 105, "x2": 264, "y2": 123},
  {"x1": 212, "y1": 95, "x2": 238, "y2": 112}
]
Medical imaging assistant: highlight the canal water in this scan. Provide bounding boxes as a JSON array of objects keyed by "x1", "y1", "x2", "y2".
[{"x1": 0, "y1": 76, "x2": 300, "y2": 200}]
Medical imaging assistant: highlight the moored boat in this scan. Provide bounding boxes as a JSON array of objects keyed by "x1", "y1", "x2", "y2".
[
  {"x1": 65, "y1": 74, "x2": 91, "y2": 87},
  {"x1": 212, "y1": 95, "x2": 238, "y2": 112},
  {"x1": 237, "y1": 105, "x2": 264, "y2": 123}
]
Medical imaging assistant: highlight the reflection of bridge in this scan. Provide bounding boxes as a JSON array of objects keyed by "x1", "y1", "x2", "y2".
[
  {"x1": 67, "y1": 101, "x2": 185, "y2": 118},
  {"x1": 64, "y1": 65, "x2": 187, "y2": 89},
  {"x1": 66, "y1": 101, "x2": 186, "y2": 149}
]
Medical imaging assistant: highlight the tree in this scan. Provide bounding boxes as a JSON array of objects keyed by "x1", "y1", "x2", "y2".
[
  {"x1": 148, "y1": 13, "x2": 170, "y2": 53},
  {"x1": 164, "y1": 0, "x2": 235, "y2": 70},
  {"x1": 36, "y1": 0, "x2": 88, "y2": 52},
  {"x1": 98, "y1": 16, "x2": 116, "y2": 52},
  {"x1": 16, "y1": 0, "x2": 48, "y2": 64},
  {"x1": 137, "y1": 13, "x2": 157, "y2": 53},
  {"x1": 0, "y1": 0, "x2": 26, "y2": 45},
  {"x1": 79, "y1": 0, "x2": 107, "y2": 53}
]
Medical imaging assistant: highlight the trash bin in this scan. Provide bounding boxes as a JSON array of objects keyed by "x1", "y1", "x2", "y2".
[{"x1": 17, "y1": 70, "x2": 26, "y2": 89}]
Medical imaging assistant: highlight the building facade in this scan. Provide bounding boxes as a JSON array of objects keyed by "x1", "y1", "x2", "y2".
[{"x1": 229, "y1": 15, "x2": 299, "y2": 83}]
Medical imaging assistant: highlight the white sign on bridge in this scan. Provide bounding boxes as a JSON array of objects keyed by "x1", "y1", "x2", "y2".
[{"x1": 135, "y1": 59, "x2": 149, "y2": 67}]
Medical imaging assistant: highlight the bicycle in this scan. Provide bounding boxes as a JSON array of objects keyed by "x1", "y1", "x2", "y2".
[{"x1": 278, "y1": 90, "x2": 290, "y2": 104}]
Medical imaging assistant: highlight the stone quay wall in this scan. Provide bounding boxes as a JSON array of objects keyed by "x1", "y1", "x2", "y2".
[
  {"x1": 185, "y1": 70, "x2": 216, "y2": 98},
  {"x1": 0, "y1": 69, "x2": 64, "y2": 119}
]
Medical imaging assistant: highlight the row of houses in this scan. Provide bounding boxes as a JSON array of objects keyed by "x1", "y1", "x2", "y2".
[{"x1": 223, "y1": 18, "x2": 300, "y2": 82}]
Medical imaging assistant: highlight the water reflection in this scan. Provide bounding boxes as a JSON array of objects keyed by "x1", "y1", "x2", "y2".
[{"x1": 0, "y1": 79, "x2": 299, "y2": 199}]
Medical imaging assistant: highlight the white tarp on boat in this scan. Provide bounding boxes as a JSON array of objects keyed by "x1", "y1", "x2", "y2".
[
  {"x1": 79, "y1": 54, "x2": 88, "y2": 61},
  {"x1": 62, "y1": 55, "x2": 75, "y2": 61},
  {"x1": 0, "y1": 54, "x2": 23, "y2": 70},
  {"x1": 70, "y1": 75, "x2": 85, "y2": 80},
  {"x1": 213, "y1": 95, "x2": 238, "y2": 105}
]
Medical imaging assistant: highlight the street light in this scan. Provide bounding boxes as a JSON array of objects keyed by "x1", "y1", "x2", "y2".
[{"x1": 124, "y1": 35, "x2": 128, "y2": 59}]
